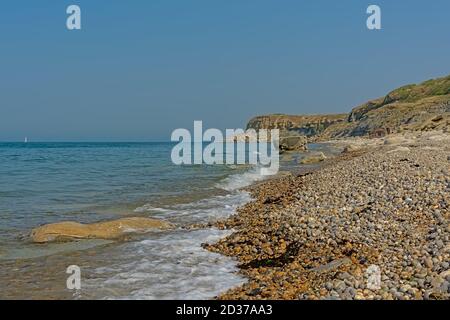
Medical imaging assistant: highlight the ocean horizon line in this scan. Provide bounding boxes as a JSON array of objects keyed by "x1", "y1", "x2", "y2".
[{"x1": 0, "y1": 140, "x2": 173, "y2": 143}]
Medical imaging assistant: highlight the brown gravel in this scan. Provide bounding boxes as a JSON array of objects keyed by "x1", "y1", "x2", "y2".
[{"x1": 205, "y1": 132, "x2": 450, "y2": 300}]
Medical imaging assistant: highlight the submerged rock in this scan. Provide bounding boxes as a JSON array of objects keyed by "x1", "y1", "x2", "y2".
[
  {"x1": 299, "y1": 152, "x2": 327, "y2": 164},
  {"x1": 31, "y1": 217, "x2": 173, "y2": 243}
]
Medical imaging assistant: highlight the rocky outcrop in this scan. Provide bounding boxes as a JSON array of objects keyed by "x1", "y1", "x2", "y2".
[
  {"x1": 246, "y1": 114, "x2": 347, "y2": 137},
  {"x1": 279, "y1": 132, "x2": 308, "y2": 151},
  {"x1": 322, "y1": 96, "x2": 450, "y2": 139},
  {"x1": 31, "y1": 217, "x2": 173, "y2": 243}
]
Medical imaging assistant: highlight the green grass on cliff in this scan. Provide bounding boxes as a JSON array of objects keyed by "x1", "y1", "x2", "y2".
[
  {"x1": 349, "y1": 74, "x2": 450, "y2": 121},
  {"x1": 386, "y1": 74, "x2": 450, "y2": 103}
]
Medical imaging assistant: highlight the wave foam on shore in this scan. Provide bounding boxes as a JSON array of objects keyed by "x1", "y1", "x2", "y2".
[
  {"x1": 82, "y1": 168, "x2": 261, "y2": 299},
  {"x1": 217, "y1": 166, "x2": 268, "y2": 191},
  {"x1": 84, "y1": 228, "x2": 246, "y2": 300}
]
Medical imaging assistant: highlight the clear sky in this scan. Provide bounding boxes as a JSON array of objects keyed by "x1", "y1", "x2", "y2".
[{"x1": 1, "y1": 0, "x2": 449, "y2": 141}]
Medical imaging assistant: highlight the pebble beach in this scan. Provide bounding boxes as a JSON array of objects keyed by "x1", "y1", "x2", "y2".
[{"x1": 205, "y1": 131, "x2": 450, "y2": 300}]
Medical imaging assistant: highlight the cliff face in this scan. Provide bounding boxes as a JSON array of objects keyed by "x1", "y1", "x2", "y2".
[
  {"x1": 320, "y1": 95, "x2": 450, "y2": 139},
  {"x1": 247, "y1": 74, "x2": 450, "y2": 141},
  {"x1": 246, "y1": 114, "x2": 347, "y2": 137},
  {"x1": 321, "y1": 75, "x2": 450, "y2": 139},
  {"x1": 348, "y1": 75, "x2": 450, "y2": 122}
]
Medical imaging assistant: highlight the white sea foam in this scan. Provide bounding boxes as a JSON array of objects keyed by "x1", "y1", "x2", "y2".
[
  {"x1": 82, "y1": 168, "x2": 262, "y2": 299},
  {"x1": 216, "y1": 166, "x2": 267, "y2": 191},
  {"x1": 168, "y1": 192, "x2": 251, "y2": 223},
  {"x1": 84, "y1": 228, "x2": 246, "y2": 300},
  {"x1": 134, "y1": 192, "x2": 252, "y2": 224},
  {"x1": 133, "y1": 204, "x2": 172, "y2": 214}
]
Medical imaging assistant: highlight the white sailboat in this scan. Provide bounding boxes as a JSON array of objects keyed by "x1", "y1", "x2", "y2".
[{"x1": 24, "y1": 137, "x2": 28, "y2": 143}]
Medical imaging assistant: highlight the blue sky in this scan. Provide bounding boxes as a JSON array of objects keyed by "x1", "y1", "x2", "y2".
[{"x1": 1, "y1": 0, "x2": 449, "y2": 141}]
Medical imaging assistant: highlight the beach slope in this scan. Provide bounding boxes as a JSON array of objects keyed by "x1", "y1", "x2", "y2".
[{"x1": 206, "y1": 132, "x2": 450, "y2": 300}]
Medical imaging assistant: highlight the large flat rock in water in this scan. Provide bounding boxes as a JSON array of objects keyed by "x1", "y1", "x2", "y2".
[{"x1": 31, "y1": 217, "x2": 173, "y2": 243}]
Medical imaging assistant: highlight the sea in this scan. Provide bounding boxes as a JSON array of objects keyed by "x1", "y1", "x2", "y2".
[{"x1": 0, "y1": 142, "x2": 332, "y2": 299}]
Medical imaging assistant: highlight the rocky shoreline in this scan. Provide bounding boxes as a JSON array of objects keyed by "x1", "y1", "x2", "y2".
[{"x1": 205, "y1": 131, "x2": 450, "y2": 300}]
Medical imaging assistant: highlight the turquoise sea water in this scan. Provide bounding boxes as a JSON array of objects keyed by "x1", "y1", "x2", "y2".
[
  {"x1": 0, "y1": 142, "x2": 275, "y2": 299},
  {"x1": 0, "y1": 142, "x2": 236, "y2": 243}
]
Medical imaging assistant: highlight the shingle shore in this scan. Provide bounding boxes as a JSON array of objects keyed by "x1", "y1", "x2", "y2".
[{"x1": 205, "y1": 132, "x2": 450, "y2": 300}]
